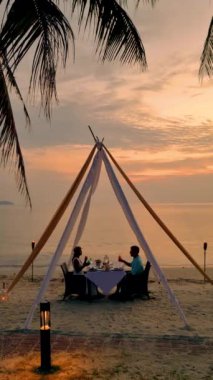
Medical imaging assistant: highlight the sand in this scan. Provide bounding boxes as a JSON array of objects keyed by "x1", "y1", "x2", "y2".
[{"x1": 0, "y1": 267, "x2": 212, "y2": 379}]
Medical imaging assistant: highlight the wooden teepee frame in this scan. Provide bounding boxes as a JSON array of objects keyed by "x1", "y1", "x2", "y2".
[{"x1": 7, "y1": 130, "x2": 213, "y2": 294}]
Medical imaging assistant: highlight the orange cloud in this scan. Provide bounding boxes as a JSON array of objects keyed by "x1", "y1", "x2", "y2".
[
  {"x1": 23, "y1": 144, "x2": 93, "y2": 178},
  {"x1": 22, "y1": 143, "x2": 213, "y2": 185}
]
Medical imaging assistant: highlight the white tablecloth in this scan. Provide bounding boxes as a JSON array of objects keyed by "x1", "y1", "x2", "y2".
[{"x1": 85, "y1": 270, "x2": 126, "y2": 295}]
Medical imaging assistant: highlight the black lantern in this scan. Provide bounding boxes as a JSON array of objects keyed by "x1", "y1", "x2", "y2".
[{"x1": 40, "y1": 301, "x2": 51, "y2": 371}]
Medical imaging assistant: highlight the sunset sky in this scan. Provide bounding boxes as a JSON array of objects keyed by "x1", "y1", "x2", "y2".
[{"x1": 1, "y1": 0, "x2": 213, "y2": 208}]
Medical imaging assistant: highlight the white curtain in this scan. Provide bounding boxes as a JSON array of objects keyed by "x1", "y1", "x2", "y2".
[
  {"x1": 102, "y1": 149, "x2": 188, "y2": 327},
  {"x1": 24, "y1": 149, "x2": 102, "y2": 328},
  {"x1": 67, "y1": 150, "x2": 102, "y2": 267},
  {"x1": 24, "y1": 144, "x2": 188, "y2": 329}
]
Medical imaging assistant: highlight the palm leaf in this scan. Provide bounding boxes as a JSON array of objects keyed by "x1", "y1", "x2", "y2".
[
  {"x1": 1, "y1": 0, "x2": 73, "y2": 118},
  {"x1": 71, "y1": 0, "x2": 147, "y2": 69},
  {"x1": 0, "y1": 58, "x2": 32, "y2": 207},
  {"x1": 199, "y1": 16, "x2": 213, "y2": 79},
  {"x1": 2, "y1": 53, "x2": 31, "y2": 125}
]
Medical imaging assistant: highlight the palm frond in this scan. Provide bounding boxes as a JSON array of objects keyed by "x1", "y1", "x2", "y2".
[
  {"x1": 0, "y1": 59, "x2": 32, "y2": 207},
  {"x1": 2, "y1": 53, "x2": 31, "y2": 125},
  {"x1": 199, "y1": 16, "x2": 213, "y2": 80},
  {"x1": 71, "y1": 0, "x2": 147, "y2": 69},
  {"x1": 1, "y1": 0, "x2": 74, "y2": 118}
]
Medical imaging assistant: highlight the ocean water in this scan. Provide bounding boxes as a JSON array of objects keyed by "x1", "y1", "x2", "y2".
[{"x1": 0, "y1": 202, "x2": 213, "y2": 276}]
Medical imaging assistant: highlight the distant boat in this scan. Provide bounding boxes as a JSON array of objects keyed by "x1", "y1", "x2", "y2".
[{"x1": 0, "y1": 200, "x2": 14, "y2": 206}]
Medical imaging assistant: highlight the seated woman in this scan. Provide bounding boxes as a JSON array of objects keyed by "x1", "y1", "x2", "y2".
[
  {"x1": 72, "y1": 246, "x2": 90, "y2": 274},
  {"x1": 72, "y1": 246, "x2": 102, "y2": 298},
  {"x1": 71, "y1": 246, "x2": 89, "y2": 298}
]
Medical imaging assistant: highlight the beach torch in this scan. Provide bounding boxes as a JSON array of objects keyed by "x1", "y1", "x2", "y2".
[
  {"x1": 40, "y1": 301, "x2": 51, "y2": 372},
  {"x1": 0, "y1": 282, "x2": 9, "y2": 302},
  {"x1": 31, "y1": 241, "x2": 35, "y2": 281},
  {"x1": 203, "y1": 242, "x2": 208, "y2": 283}
]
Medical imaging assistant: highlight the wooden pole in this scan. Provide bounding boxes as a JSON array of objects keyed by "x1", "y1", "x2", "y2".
[
  {"x1": 31, "y1": 241, "x2": 35, "y2": 282},
  {"x1": 88, "y1": 125, "x2": 98, "y2": 142},
  {"x1": 203, "y1": 242, "x2": 208, "y2": 283},
  {"x1": 103, "y1": 144, "x2": 213, "y2": 285},
  {"x1": 7, "y1": 145, "x2": 97, "y2": 293}
]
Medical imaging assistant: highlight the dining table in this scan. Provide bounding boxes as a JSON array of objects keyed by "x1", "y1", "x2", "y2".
[{"x1": 85, "y1": 268, "x2": 126, "y2": 296}]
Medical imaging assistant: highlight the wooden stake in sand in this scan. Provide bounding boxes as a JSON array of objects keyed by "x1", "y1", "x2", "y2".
[
  {"x1": 31, "y1": 241, "x2": 35, "y2": 282},
  {"x1": 203, "y1": 242, "x2": 208, "y2": 283}
]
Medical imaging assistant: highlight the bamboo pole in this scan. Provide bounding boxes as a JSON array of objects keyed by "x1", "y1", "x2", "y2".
[
  {"x1": 203, "y1": 242, "x2": 208, "y2": 283},
  {"x1": 7, "y1": 145, "x2": 97, "y2": 293},
  {"x1": 103, "y1": 144, "x2": 213, "y2": 285}
]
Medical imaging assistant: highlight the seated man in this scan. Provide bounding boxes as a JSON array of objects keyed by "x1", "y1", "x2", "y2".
[{"x1": 114, "y1": 245, "x2": 144, "y2": 299}]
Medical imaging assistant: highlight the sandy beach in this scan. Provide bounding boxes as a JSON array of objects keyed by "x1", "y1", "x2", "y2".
[{"x1": 0, "y1": 267, "x2": 212, "y2": 379}]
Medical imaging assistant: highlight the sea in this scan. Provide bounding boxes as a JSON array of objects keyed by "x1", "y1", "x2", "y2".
[{"x1": 0, "y1": 202, "x2": 213, "y2": 277}]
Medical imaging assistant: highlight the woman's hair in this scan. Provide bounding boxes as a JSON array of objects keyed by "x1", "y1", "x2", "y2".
[{"x1": 73, "y1": 246, "x2": 82, "y2": 257}]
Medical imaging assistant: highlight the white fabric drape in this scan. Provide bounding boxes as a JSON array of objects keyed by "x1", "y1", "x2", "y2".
[
  {"x1": 67, "y1": 150, "x2": 102, "y2": 267},
  {"x1": 102, "y1": 150, "x2": 188, "y2": 327},
  {"x1": 24, "y1": 144, "x2": 188, "y2": 329},
  {"x1": 24, "y1": 149, "x2": 102, "y2": 328}
]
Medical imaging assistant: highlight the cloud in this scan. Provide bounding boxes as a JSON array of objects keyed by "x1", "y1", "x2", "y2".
[
  {"x1": 23, "y1": 144, "x2": 92, "y2": 177},
  {"x1": 21, "y1": 129, "x2": 213, "y2": 187},
  {"x1": 3, "y1": 0, "x2": 213, "y2": 206}
]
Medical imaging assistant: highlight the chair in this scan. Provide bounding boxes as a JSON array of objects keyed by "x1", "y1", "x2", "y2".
[
  {"x1": 61, "y1": 262, "x2": 87, "y2": 300},
  {"x1": 131, "y1": 261, "x2": 151, "y2": 299},
  {"x1": 112, "y1": 261, "x2": 151, "y2": 301}
]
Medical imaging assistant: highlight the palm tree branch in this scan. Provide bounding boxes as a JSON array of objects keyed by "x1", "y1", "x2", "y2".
[
  {"x1": 1, "y1": 0, "x2": 74, "y2": 118},
  {"x1": 0, "y1": 59, "x2": 32, "y2": 207},
  {"x1": 199, "y1": 16, "x2": 213, "y2": 79},
  {"x1": 1, "y1": 53, "x2": 31, "y2": 125},
  {"x1": 71, "y1": 0, "x2": 147, "y2": 69}
]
